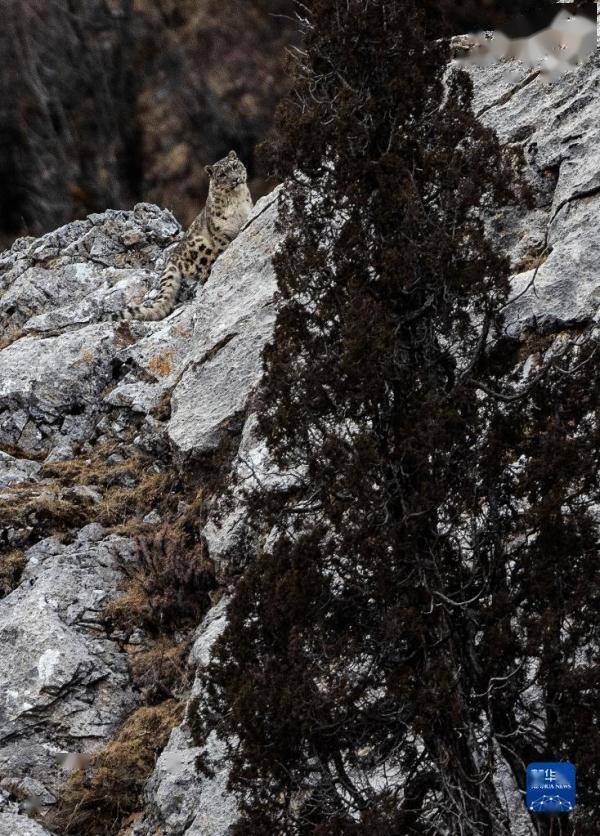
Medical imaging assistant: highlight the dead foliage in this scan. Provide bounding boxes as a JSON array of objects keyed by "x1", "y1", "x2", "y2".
[
  {"x1": 513, "y1": 247, "x2": 549, "y2": 274},
  {"x1": 104, "y1": 523, "x2": 216, "y2": 637},
  {"x1": 0, "y1": 442, "x2": 46, "y2": 462},
  {"x1": 0, "y1": 327, "x2": 24, "y2": 350},
  {"x1": 40, "y1": 444, "x2": 149, "y2": 489},
  {"x1": 517, "y1": 330, "x2": 558, "y2": 363},
  {"x1": 0, "y1": 549, "x2": 26, "y2": 597},
  {"x1": 517, "y1": 324, "x2": 588, "y2": 363},
  {"x1": 0, "y1": 485, "x2": 91, "y2": 549},
  {"x1": 38, "y1": 442, "x2": 234, "y2": 532},
  {"x1": 41, "y1": 445, "x2": 177, "y2": 527},
  {"x1": 96, "y1": 472, "x2": 172, "y2": 527},
  {"x1": 129, "y1": 637, "x2": 192, "y2": 704},
  {"x1": 0, "y1": 446, "x2": 177, "y2": 552},
  {"x1": 48, "y1": 701, "x2": 182, "y2": 836}
]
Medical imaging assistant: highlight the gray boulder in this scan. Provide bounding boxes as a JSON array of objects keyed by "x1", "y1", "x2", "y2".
[
  {"x1": 463, "y1": 50, "x2": 600, "y2": 335},
  {"x1": 168, "y1": 190, "x2": 280, "y2": 456},
  {"x1": 0, "y1": 203, "x2": 184, "y2": 456},
  {"x1": 0, "y1": 525, "x2": 136, "y2": 810},
  {"x1": 0, "y1": 324, "x2": 116, "y2": 453},
  {"x1": 0, "y1": 204, "x2": 181, "y2": 334},
  {"x1": 0, "y1": 452, "x2": 41, "y2": 489},
  {"x1": 0, "y1": 811, "x2": 54, "y2": 836}
]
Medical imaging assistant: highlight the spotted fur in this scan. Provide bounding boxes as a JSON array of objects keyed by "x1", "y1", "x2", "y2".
[{"x1": 114, "y1": 151, "x2": 252, "y2": 321}]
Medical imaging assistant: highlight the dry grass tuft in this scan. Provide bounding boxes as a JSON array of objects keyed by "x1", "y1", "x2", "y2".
[
  {"x1": 42, "y1": 446, "x2": 177, "y2": 527},
  {"x1": 513, "y1": 248, "x2": 549, "y2": 274},
  {"x1": 0, "y1": 486, "x2": 91, "y2": 549},
  {"x1": 104, "y1": 523, "x2": 216, "y2": 637},
  {"x1": 0, "y1": 550, "x2": 26, "y2": 597},
  {"x1": 0, "y1": 442, "x2": 46, "y2": 462},
  {"x1": 96, "y1": 472, "x2": 172, "y2": 526},
  {"x1": 0, "y1": 327, "x2": 24, "y2": 351},
  {"x1": 130, "y1": 637, "x2": 192, "y2": 704},
  {"x1": 40, "y1": 444, "x2": 146, "y2": 489},
  {"x1": 48, "y1": 701, "x2": 182, "y2": 835},
  {"x1": 0, "y1": 447, "x2": 176, "y2": 551},
  {"x1": 517, "y1": 331, "x2": 557, "y2": 363}
]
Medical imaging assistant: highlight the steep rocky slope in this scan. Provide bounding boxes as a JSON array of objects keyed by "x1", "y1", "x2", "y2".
[
  {"x1": 0, "y1": 47, "x2": 599, "y2": 834},
  {"x1": 0, "y1": 190, "x2": 279, "y2": 834}
]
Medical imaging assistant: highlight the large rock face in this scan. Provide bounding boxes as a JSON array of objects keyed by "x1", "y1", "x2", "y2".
[
  {"x1": 0, "y1": 191, "x2": 279, "y2": 831},
  {"x1": 0, "y1": 47, "x2": 599, "y2": 836},
  {"x1": 168, "y1": 189, "x2": 280, "y2": 457},
  {"x1": 0, "y1": 527, "x2": 136, "y2": 808},
  {"x1": 465, "y1": 50, "x2": 600, "y2": 336}
]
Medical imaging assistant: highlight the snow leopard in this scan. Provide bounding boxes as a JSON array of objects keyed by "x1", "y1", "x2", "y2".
[{"x1": 114, "y1": 150, "x2": 252, "y2": 321}]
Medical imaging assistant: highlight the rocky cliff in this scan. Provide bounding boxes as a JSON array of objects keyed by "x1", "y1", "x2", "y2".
[
  {"x1": 0, "y1": 47, "x2": 599, "y2": 835},
  {"x1": 0, "y1": 190, "x2": 279, "y2": 834}
]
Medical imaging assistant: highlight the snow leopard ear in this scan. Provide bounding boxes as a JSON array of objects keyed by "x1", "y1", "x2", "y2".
[
  {"x1": 228, "y1": 150, "x2": 237, "y2": 160},
  {"x1": 205, "y1": 165, "x2": 213, "y2": 176}
]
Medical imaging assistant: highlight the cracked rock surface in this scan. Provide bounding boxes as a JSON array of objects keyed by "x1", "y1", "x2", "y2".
[
  {"x1": 463, "y1": 49, "x2": 600, "y2": 336},
  {"x1": 0, "y1": 526, "x2": 136, "y2": 810}
]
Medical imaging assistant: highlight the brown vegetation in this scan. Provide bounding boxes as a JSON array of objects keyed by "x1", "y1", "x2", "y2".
[
  {"x1": 40, "y1": 444, "x2": 159, "y2": 490},
  {"x1": 513, "y1": 247, "x2": 550, "y2": 274},
  {"x1": 97, "y1": 472, "x2": 172, "y2": 527},
  {"x1": 147, "y1": 350, "x2": 174, "y2": 378},
  {"x1": 48, "y1": 701, "x2": 182, "y2": 835},
  {"x1": 0, "y1": 484, "x2": 92, "y2": 550},
  {"x1": 0, "y1": 442, "x2": 46, "y2": 462},
  {"x1": 40, "y1": 445, "x2": 176, "y2": 527},
  {"x1": 104, "y1": 523, "x2": 216, "y2": 637},
  {"x1": 0, "y1": 327, "x2": 24, "y2": 351},
  {"x1": 0, "y1": 549, "x2": 26, "y2": 597},
  {"x1": 129, "y1": 638, "x2": 192, "y2": 704}
]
